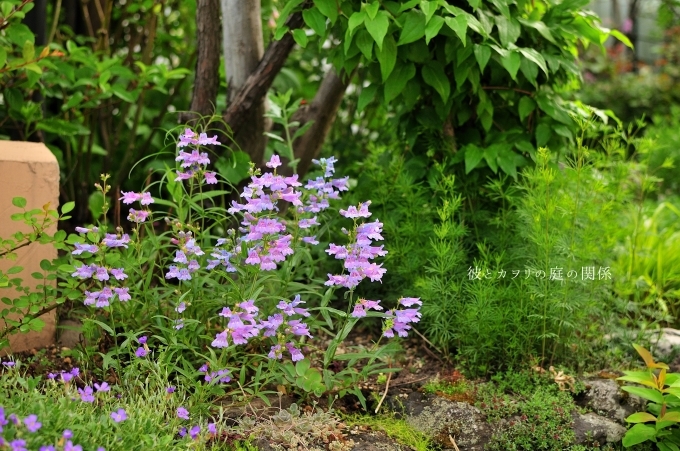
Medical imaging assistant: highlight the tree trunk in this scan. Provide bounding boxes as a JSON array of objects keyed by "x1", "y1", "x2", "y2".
[
  {"x1": 180, "y1": 0, "x2": 221, "y2": 123},
  {"x1": 221, "y1": 0, "x2": 267, "y2": 165}
]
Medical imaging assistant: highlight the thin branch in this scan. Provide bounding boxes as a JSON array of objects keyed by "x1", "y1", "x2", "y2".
[{"x1": 374, "y1": 370, "x2": 393, "y2": 414}]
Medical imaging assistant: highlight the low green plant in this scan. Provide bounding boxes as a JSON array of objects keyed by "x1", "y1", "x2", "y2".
[
  {"x1": 618, "y1": 344, "x2": 680, "y2": 449},
  {"x1": 422, "y1": 376, "x2": 472, "y2": 397},
  {"x1": 343, "y1": 413, "x2": 432, "y2": 451}
]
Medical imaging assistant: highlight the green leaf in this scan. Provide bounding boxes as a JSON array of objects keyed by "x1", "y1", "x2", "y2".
[
  {"x1": 467, "y1": 0, "x2": 481, "y2": 8},
  {"x1": 12, "y1": 197, "x2": 27, "y2": 208},
  {"x1": 622, "y1": 423, "x2": 657, "y2": 447},
  {"x1": 358, "y1": 84, "x2": 378, "y2": 111},
  {"x1": 445, "y1": 15, "x2": 468, "y2": 45},
  {"x1": 425, "y1": 15, "x2": 445, "y2": 44},
  {"x1": 610, "y1": 29, "x2": 633, "y2": 48},
  {"x1": 384, "y1": 62, "x2": 416, "y2": 102},
  {"x1": 536, "y1": 123, "x2": 551, "y2": 147},
  {"x1": 36, "y1": 119, "x2": 90, "y2": 136},
  {"x1": 500, "y1": 51, "x2": 521, "y2": 80},
  {"x1": 536, "y1": 94, "x2": 573, "y2": 125},
  {"x1": 292, "y1": 29, "x2": 308, "y2": 47},
  {"x1": 295, "y1": 358, "x2": 311, "y2": 377},
  {"x1": 356, "y1": 29, "x2": 374, "y2": 59},
  {"x1": 518, "y1": 48, "x2": 548, "y2": 76},
  {"x1": 61, "y1": 201, "x2": 75, "y2": 214},
  {"x1": 274, "y1": 25, "x2": 289, "y2": 41},
  {"x1": 420, "y1": 1, "x2": 437, "y2": 24},
  {"x1": 365, "y1": 10, "x2": 390, "y2": 50},
  {"x1": 660, "y1": 411, "x2": 680, "y2": 423},
  {"x1": 365, "y1": 1, "x2": 380, "y2": 20},
  {"x1": 473, "y1": 44, "x2": 491, "y2": 72},
  {"x1": 621, "y1": 386, "x2": 665, "y2": 404},
  {"x1": 398, "y1": 10, "x2": 426, "y2": 46},
  {"x1": 88, "y1": 191, "x2": 105, "y2": 221},
  {"x1": 464, "y1": 144, "x2": 484, "y2": 174},
  {"x1": 24, "y1": 63, "x2": 41, "y2": 74},
  {"x1": 22, "y1": 40, "x2": 35, "y2": 61},
  {"x1": 520, "y1": 57, "x2": 538, "y2": 85},
  {"x1": 376, "y1": 35, "x2": 397, "y2": 81},
  {"x1": 422, "y1": 61, "x2": 450, "y2": 102},
  {"x1": 303, "y1": 8, "x2": 327, "y2": 36},
  {"x1": 497, "y1": 149, "x2": 518, "y2": 179},
  {"x1": 6, "y1": 266, "x2": 23, "y2": 275},
  {"x1": 495, "y1": 15, "x2": 520, "y2": 46},
  {"x1": 490, "y1": 0, "x2": 510, "y2": 18},
  {"x1": 518, "y1": 18, "x2": 556, "y2": 44},
  {"x1": 625, "y1": 412, "x2": 657, "y2": 423},
  {"x1": 39, "y1": 259, "x2": 51, "y2": 271},
  {"x1": 215, "y1": 151, "x2": 251, "y2": 186},
  {"x1": 518, "y1": 96, "x2": 535, "y2": 122},
  {"x1": 348, "y1": 10, "x2": 366, "y2": 36},
  {"x1": 276, "y1": 0, "x2": 304, "y2": 28},
  {"x1": 0, "y1": 46, "x2": 6, "y2": 69},
  {"x1": 313, "y1": 0, "x2": 338, "y2": 23}
]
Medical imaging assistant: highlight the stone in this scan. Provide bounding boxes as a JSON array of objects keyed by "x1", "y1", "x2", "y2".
[
  {"x1": 648, "y1": 328, "x2": 680, "y2": 360},
  {"x1": 388, "y1": 391, "x2": 492, "y2": 450},
  {"x1": 0, "y1": 141, "x2": 60, "y2": 355},
  {"x1": 572, "y1": 412, "x2": 627, "y2": 445},
  {"x1": 57, "y1": 319, "x2": 86, "y2": 349},
  {"x1": 577, "y1": 378, "x2": 645, "y2": 424}
]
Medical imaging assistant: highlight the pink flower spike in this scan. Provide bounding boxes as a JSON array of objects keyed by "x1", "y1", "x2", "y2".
[
  {"x1": 204, "y1": 171, "x2": 218, "y2": 184},
  {"x1": 399, "y1": 297, "x2": 422, "y2": 307},
  {"x1": 119, "y1": 191, "x2": 141, "y2": 204}
]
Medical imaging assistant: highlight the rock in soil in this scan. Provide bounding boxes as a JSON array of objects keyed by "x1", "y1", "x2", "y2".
[
  {"x1": 576, "y1": 378, "x2": 645, "y2": 425},
  {"x1": 572, "y1": 412, "x2": 627, "y2": 445}
]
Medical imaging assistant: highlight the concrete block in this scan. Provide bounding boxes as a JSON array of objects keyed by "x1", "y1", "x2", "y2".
[{"x1": 0, "y1": 141, "x2": 60, "y2": 355}]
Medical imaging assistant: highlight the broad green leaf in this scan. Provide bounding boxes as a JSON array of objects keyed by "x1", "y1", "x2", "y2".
[
  {"x1": 445, "y1": 15, "x2": 468, "y2": 45},
  {"x1": 610, "y1": 29, "x2": 633, "y2": 48},
  {"x1": 37, "y1": 119, "x2": 90, "y2": 136},
  {"x1": 625, "y1": 412, "x2": 657, "y2": 423},
  {"x1": 467, "y1": 0, "x2": 481, "y2": 9},
  {"x1": 276, "y1": 0, "x2": 304, "y2": 28},
  {"x1": 518, "y1": 96, "x2": 535, "y2": 122},
  {"x1": 622, "y1": 423, "x2": 657, "y2": 447},
  {"x1": 348, "y1": 10, "x2": 366, "y2": 36},
  {"x1": 425, "y1": 15, "x2": 445, "y2": 44},
  {"x1": 63, "y1": 91, "x2": 85, "y2": 110},
  {"x1": 22, "y1": 40, "x2": 35, "y2": 61},
  {"x1": 634, "y1": 344, "x2": 668, "y2": 369},
  {"x1": 384, "y1": 62, "x2": 416, "y2": 102},
  {"x1": 495, "y1": 15, "x2": 520, "y2": 46},
  {"x1": 422, "y1": 61, "x2": 450, "y2": 102},
  {"x1": 398, "y1": 10, "x2": 426, "y2": 46},
  {"x1": 292, "y1": 29, "x2": 308, "y2": 47},
  {"x1": 88, "y1": 191, "x2": 105, "y2": 222},
  {"x1": 61, "y1": 201, "x2": 75, "y2": 214},
  {"x1": 398, "y1": 0, "x2": 420, "y2": 13},
  {"x1": 536, "y1": 94, "x2": 573, "y2": 126},
  {"x1": 356, "y1": 29, "x2": 374, "y2": 59},
  {"x1": 0, "y1": 46, "x2": 6, "y2": 68},
  {"x1": 490, "y1": 0, "x2": 510, "y2": 18},
  {"x1": 376, "y1": 35, "x2": 397, "y2": 81},
  {"x1": 365, "y1": 1, "x2": 380, "y2": 20},
  {"x1": 12, "y1": 197, "x2": 27, "y2": 208},
  {"x1": 517, "y1": 18, "x2": 556, "y2": 44},
  {"x1": 366, "y1": 10, "x2": 390, "y2": 50},
  {"x1": 303, "y1": 8, "x2": 327, "y2": 36},
  {"x1": 454, "y1": 60, "x2": 472, "y2": 90},
  {"x1": 520, "y1": 57, "x2": 538, "y2": 85},
  {"x1": 519, "y1": 48, "x2": 548, "y2": 76},
  {"x1": 420, "y1": 1, "x2": 437, "y2": 24},
  {"x1": 313, "y1": 0, "x2": 338, "y2": 23},
  {"x1": 24, "y1": 63, "x2": 41, "y2": 74},
  {"x1": 660, "y1": 411, "x2": 680, "y2": 423},
  {"x1": 358, "y1": 84, "x2": 378, "y2": 111},
  {"x1": 536, "y1": 123, "x2": 551, "y2": 147},
  {"x1": 215, "y1": 151, "x2": 251, "y2": 186},
  {"x1": 500, "y1": 51, "x2": 521, "y2": 80},
  {"x1": 274, "y1": 25, "x2": 289, "y2": 41},
  {"x1": 497, "y1": 148, "x2": 518, "y2": 179},
  {"x1": 464, "y1": 144, "x2": 484, "y2": 174},
  {"x1": 621, "y1": 386, "x2": 665, "y2": 404},
  {"x1": 6, "y1": 266, "x2": 23, "y2": 275},
  {"x1": 473, "y1": 44, "x2": 491, "y2": 72}
]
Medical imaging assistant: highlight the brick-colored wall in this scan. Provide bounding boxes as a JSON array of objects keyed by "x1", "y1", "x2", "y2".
[{"x1": 0, "y1": 141, "x2": 60, "y2": 355}]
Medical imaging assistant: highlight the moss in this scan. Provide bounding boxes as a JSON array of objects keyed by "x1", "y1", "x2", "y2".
[{"x1": 344, "y1": 414, "x2": 432, "y2": 451}]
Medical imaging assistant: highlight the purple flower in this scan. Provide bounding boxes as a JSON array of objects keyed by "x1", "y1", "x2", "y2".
[
  {"x1": 110, "y1": 409, "x2": 127, "y2": 423},
  {"x1": 138, "y1": 335, "x2": 148, "y2": 344},
  {"x1": 174, "y1": 319, "x2": 185, "y2": 330},
  {"x1": 352, "y1": 299, "x2": 383, "y2": 318},
  {"x1": 2, "y1": 361, "x2": 15, "y2": 367},
  {"x1": 166, "y1": 386, "x2": 176, "y2": 394},
  {"x1": 75, "y1": 227, "x2": 90, "y2": 233},
  {"x1": 102, "y1": 234, "x2": 130, "y2": 248},
  {"x1": 135, "y1": 347, "x2": 147, "y2": 358},
  {"x1": 266, "y1": 155, "x2": 282, "y2": 169},
  {"x1": 10, "y1": 439, "x2": 27, "y2": 451},
  {"x1": 64, "y1": 441, "x2": 82, "y2": 451},
  {"x1": 268, "y1": 344, "x2": 283, "y2": 360},
  {"x1": 204, "y1": 172, "x2": 218, "y2": 184},
  {"x1": 72, "y1": 243, "x2": 98, "y2": 255},
  {"x1": 177, "y1": 407, "x2": 189, "y2": 420},
  {"x1": 277, "y1": 295, "x2": 310, "y2": 317},
  {"x1": 128, "y1": 209, "x2": 149, "y2": 223},
  {"x1": 178, "y1": 427, "x2": 187, "y2": 437},
  {"x1": 71, "y1": 264, "x2": 95, "y2": 279},
  {"x1": 286, "y1": 320, "x2": 312, "y2": 338},
  {"x1": 40, "y1": 446, "x2": 56, "y2": 451},
  {"x1": 63, "y1": 430, "x2": 73, "y2": 439},
  {"x1": 120, "y1": 191, "x2": 142, "y2": 204},
  {"x1": 94, "y1": 266, "x2": 109, "y2": 281},
  {"x1": 114, "y1": 287, "x2": 131, "y2": 302},
  {"x1": 339, "y1": 201, "x2": 372, "y2": 219},
  {"x1": 286, "y1": 342, "x2": 304, "y2": 362},
  {"x1": 23, "y1": 414, "x2": 41, "y2": 432},
  {"x1": 399, "y1": 297, "x2": 422, "y2": 307},
  {"x1": 94, "y1": 381, "x2": 110, "y2": 392},
  {"x1": 189, "y1": 425, "x2": 201, "y2": 439},
  {"x1": 208, "y1": 422, "x2": 216, "y2": 434},
  {"x1": 78, "y1": 386, "x2": 95, "y2": 403},
  {"x1": 175, "y1": 302, "x2": 186, "y2": 313},
  {"x1": 140, "y1": 192, "x2": 154, "y2": 205}
]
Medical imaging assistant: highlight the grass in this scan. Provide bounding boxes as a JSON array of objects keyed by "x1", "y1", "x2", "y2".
[{"x1": 343, "y1": 413, "x2": 432, "y2": 451}]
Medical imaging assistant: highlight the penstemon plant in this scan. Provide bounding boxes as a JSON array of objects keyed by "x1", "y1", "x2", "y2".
[{"x1": 58, "y1": 127, "x2": 421, "y2": 406}]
